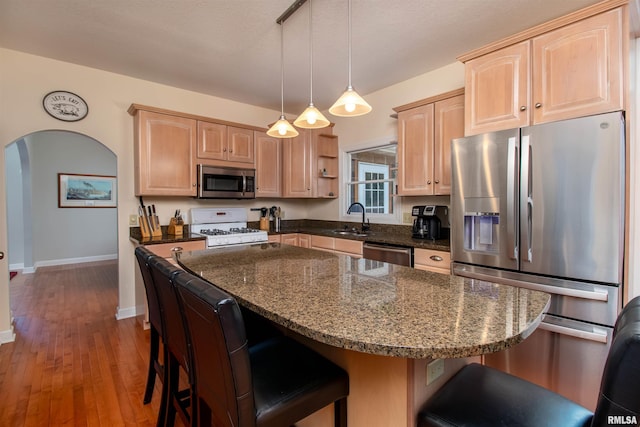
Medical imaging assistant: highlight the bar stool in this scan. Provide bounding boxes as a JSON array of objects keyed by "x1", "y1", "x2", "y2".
[
  {"x1": 417, "y1": 296, "x2": 640, "y2": 427},
  {"x1": 134, "y1": 247, "x2": 165, "y2": 414},
  {"x1": 148, "y1": 256, "x2": 194, "y2": 427},
  {"x1": 174, "y1": 272, "x2": 349, "y2": 427}
]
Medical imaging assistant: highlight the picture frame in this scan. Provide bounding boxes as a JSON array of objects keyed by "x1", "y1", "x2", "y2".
[{"x1": 58, "y1": 173, "x2": 117, "y2": 208}]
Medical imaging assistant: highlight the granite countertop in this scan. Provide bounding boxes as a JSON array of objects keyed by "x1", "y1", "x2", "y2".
[
  {"x1": 252, "y1": 219, "x2": 451, "y2": 251},
  {"x1": 177, "y1": 243, "x2": 550, "y2": 359},
  {"x1": 130, "y1": 220, "x2": 450, "y2": 251}
]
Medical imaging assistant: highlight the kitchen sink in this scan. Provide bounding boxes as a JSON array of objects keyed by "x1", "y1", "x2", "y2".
[{"x1": 332, "y1": 230, "x2": 371, "y2": 237}]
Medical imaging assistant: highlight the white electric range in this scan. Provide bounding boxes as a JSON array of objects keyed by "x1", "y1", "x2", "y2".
[{"x1": 190, "y1": 207, "x2": 268, "y2": 248}]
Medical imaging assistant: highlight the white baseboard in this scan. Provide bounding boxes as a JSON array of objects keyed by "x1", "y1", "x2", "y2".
[
  {"x1": 34, "y1": 253, "x2": 118, "y2": 269},
  {"x1": 9, "y1": 262, "x2": 24, "y2": 271},
  {"x1": 115, "y1": 305, "x2": 142, "y2": 320},
  {"x1": 22, "y1": 267, "x2": 35, "y2": 274},
  {"x1": 0, "y1": 327, "x2": 16, "y2": 345}
]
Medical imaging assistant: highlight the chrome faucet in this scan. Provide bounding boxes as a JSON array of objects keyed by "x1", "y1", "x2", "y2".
[{"x1": 347, "y1": 202, "x2": 370, "y2": 232}]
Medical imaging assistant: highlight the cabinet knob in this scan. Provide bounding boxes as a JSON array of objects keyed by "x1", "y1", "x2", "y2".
[
  {"x1": 430, "y1": 255, "x2": 443, "y2": 262},
  {"x1": 0, "y1": 251, "x2": 4, "y2": 260},
  {"x1": 535, "y1": 103, "x2": 542, "y2": 108},
  {"x1": 223, "y1": 148, "x2": 227, "y2": 152},
  {"x1": 427, "y1": 180, "x2": 431, "y2": 185},
  {"x1": 520, "y1": 106, "x2": 526, "y2": 111},
  {"x1": 434, "y1": 179, "x2": 440, "y2": 184}
]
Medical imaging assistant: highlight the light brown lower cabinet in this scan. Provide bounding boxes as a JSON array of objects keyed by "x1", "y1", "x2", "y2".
[
  {"x1": 267, "y1": 234, "x2": 281, "y2": 243},
  {"x1": 311, "y1": 235, "x2": 363, "y2": 258},
  {"x1": 280, "y1": 233, "x2": 311, "y2": 248},
  {"x1": 414, "y1": 248, "x2": 451, "y2": 275}
]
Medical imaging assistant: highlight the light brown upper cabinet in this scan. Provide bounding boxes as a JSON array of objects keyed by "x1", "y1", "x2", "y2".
[
  {"x1": 282, "y1": 130, "x2": 314, "y2": 198},
  {"x1": 394, "y1": 89, "x2": 464, "y2": 196},
  {"x1": 197, "y1": 122, "x2": 254, "y2": 165},
  {"x1": 129, "y1": 104, "x2": 265, "y2": 196},
  {"x1": 462, "y1": 6, "x2": 624, "y2": 136},
  {"x1": 254, "y1": 131, "x2": 281, "y2": 198},
  {"x1": 282, "y1": 127, "x2": 339, "y2": 198},
  {"x1": 132, "y1": 109, "x2": 197, "y2": 196}
]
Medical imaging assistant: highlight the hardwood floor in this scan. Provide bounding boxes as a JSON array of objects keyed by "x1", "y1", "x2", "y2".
[{"x1": 0, "y1": 260, "x2": 165, "y2": 426}]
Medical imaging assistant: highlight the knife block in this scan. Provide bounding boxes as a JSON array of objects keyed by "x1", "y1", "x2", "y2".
[
  {"x1": 139, "y1": 216, "x2": 162, "y2": 239},
  {"x1": 168, "y1": 218, "x2": 183, "y2": 236}
]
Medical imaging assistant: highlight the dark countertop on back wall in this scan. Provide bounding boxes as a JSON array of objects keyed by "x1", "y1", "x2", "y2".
[{"x1": 130, "y1": 220, "x2": 450, "y2": 252}]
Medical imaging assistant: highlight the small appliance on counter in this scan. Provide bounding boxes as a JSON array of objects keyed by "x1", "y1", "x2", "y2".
[{"x1": 411, "y1": 205, "x2": 449, "y2": 240}]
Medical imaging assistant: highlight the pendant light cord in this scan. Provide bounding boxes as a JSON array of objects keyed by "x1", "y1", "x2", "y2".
[
  {"x1": 308, "y1": 0, "x2": 313, "y2": 103},
  {"x1": 279, "y1": 23, "x2": 285, "y2": 115},
  {"x1": 348, "y1": 0, "x2": 352, "y2": 87}
]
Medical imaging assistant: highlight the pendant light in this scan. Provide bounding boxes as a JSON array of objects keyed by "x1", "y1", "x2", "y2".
[
  {"x1": 294, "y1": 0, "x2": 330, "y2": 129},
  {"x1": 267, "y1": 22, "x2": 299, "y2": 138},
  {"x1": 329, "y1": 0, "x2": 372, "y2": 117}
]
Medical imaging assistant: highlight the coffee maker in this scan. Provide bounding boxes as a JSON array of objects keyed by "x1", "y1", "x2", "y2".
[{"x1": 411, "y1": 205, "x2": 448, "y2": 240}]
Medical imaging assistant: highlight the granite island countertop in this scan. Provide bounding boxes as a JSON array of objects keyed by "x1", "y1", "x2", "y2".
[{"x1": 177, "y1": 243, "x2": 550, "y2": 359}]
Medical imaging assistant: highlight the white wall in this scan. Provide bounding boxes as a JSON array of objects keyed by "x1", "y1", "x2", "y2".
[
  {"x1": 24, "y1": 130, "x2": 117, "y2": 267},
  {"x1": 5, "y1": 143, "x2": 24, "y2": 269}
]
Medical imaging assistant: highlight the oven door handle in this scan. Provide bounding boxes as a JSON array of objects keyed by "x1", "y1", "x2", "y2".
[
  {"x1": 452, "y1": 265, "x2": 609, "y2": 302},
  {"x1": 538, "y1": 321, "x2": 609, "y2": 344}
]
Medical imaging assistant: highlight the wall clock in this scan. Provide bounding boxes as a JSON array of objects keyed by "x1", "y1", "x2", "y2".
[{"x1": 42, "y1": 90, "x2": 89, "y2": 122}]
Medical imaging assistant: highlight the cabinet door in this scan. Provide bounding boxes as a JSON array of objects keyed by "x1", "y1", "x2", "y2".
[
  {"x1": 434, "y1": 95, "x2": 464, "y2": 195},
  {"x1": 532, "y1": 8, "x2": 623, "y2": 124},
  {"x1": 397, "y1": 103, "x2": 434, "y2": 195},
  {"x1": 227, "y1": 126, "x2": 255, "y2": 164},
  {"x1": 464, "y1": 41, "x2": 530, "y2": 136},
  {"x1": 282, "y1": 131, "x2": 313, "y2": 197},
  {"x1": 281, "y1": 234, "x2": 299, "y2": 246},
  {"x1": 298, "y1": 234, "x2": 311, "y2": 248},
  {"x1": 135, "y1": 110, "x2": 197, "y2": 196},
  {"x1": 197, "y1": 121, "x2": 227, "y2": 160},
  {"x1": 255, "y1": 131, "x2": 281, "y2": 198}
]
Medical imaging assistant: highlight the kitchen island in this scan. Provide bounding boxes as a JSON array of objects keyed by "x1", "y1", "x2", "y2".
[{"x1": 177, "y1": 243, "x2": 550, "y2": 427}]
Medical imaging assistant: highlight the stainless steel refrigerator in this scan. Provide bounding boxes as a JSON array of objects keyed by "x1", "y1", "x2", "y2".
[{"x1": 451, "y1": 111, "x2": 625, "y2": 411}]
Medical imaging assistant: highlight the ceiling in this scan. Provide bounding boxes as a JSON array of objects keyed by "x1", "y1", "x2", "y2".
[{"x1": 0, "y1": 0, "x2": 602, "y2": 115}]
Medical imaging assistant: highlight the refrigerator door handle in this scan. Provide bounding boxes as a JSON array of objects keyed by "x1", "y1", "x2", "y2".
[
  {"x1": 539, "y1": 321, "x2": 609, "y2": 344},
  {"x1": 520, "y1": 135, "x2": 533, "y2": 263},
  {"x1": 507, "y1": 137, "x2": 518, "y2": 260},
  {"x1": 452, "y1": 264, "x2": 610, "y2": 302}
]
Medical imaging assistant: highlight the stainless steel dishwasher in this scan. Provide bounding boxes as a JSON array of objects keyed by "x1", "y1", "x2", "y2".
[{"x1": 362, "y1": 242, "x2": 413, "y2": 267}]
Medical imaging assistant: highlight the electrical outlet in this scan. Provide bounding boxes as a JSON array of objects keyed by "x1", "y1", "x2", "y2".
[
  {"x1": 129, "y1": 214, "x2": 138, "y2": 226},
  {"x1": 402, "y1": 212, "x2": 412, "y2": 224},
  {"x1": 426, "y1": 359, "x2": 445, "y2": 386}
]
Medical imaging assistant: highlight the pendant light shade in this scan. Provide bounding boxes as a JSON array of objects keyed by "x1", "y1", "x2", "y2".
[
  {"x1": 294, "y1": 0, "x2": 330, "y2": 129},
  {"x1": 329, "y1": 85, "x2": 371, "y2": 117},
  {"x1": 329, "y1": 0, "x2": 371, "y2": 117},
  {"x1": 267, "y1": 21, "x2": 299, "y2": 138},
  {"x1": 268, "y1": 115, "x2": 299, "y2": 137}
]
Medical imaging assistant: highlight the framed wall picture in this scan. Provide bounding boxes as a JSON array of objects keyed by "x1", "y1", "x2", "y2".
[{"x1": 58, "y1": 173, "x2": 117, "y2": 208}]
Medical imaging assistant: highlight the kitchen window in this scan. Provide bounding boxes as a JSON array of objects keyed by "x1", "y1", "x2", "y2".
[{"x1": 345, "y1": 143, "x2": 397, "y2": 218}]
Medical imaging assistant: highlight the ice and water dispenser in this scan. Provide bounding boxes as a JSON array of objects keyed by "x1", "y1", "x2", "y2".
[{"x1": 462, "y1": 198, "x2": 501, "y2": 254}]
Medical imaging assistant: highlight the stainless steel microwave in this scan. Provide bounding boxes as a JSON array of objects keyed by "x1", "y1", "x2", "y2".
[{"x1": 197, "y1": 165, "x2": 255, "y2": 199}]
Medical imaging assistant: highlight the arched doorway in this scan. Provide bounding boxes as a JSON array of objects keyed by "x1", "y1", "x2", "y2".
[{"x1": 5, "y1": 130, "x2": 117, "y2": 322}]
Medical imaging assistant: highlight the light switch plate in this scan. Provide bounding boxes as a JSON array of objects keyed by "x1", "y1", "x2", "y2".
[
  {"x1": 403, "y1": 212, "x2": 413, "y2": 224},
  {"x1": 129, "y1": 214, "x2": 138, "y2": 226}
]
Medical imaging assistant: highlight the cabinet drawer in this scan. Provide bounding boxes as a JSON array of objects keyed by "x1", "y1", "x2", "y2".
[
  {"x1": 414, "y1": 248, "x2": 451, "y2": 272},
  {"x1": 311, "y1": 235, "x2": 334, "y2": 250},
  {"x1": 268, "y1": 234, "x2": 281, "y2": 243},
  {"x1": 333, "y1": 238, "x2": 363, "y2": 256},
  {"x1": 146, "y1": 240, "x2": 206, "y2": 259}
]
